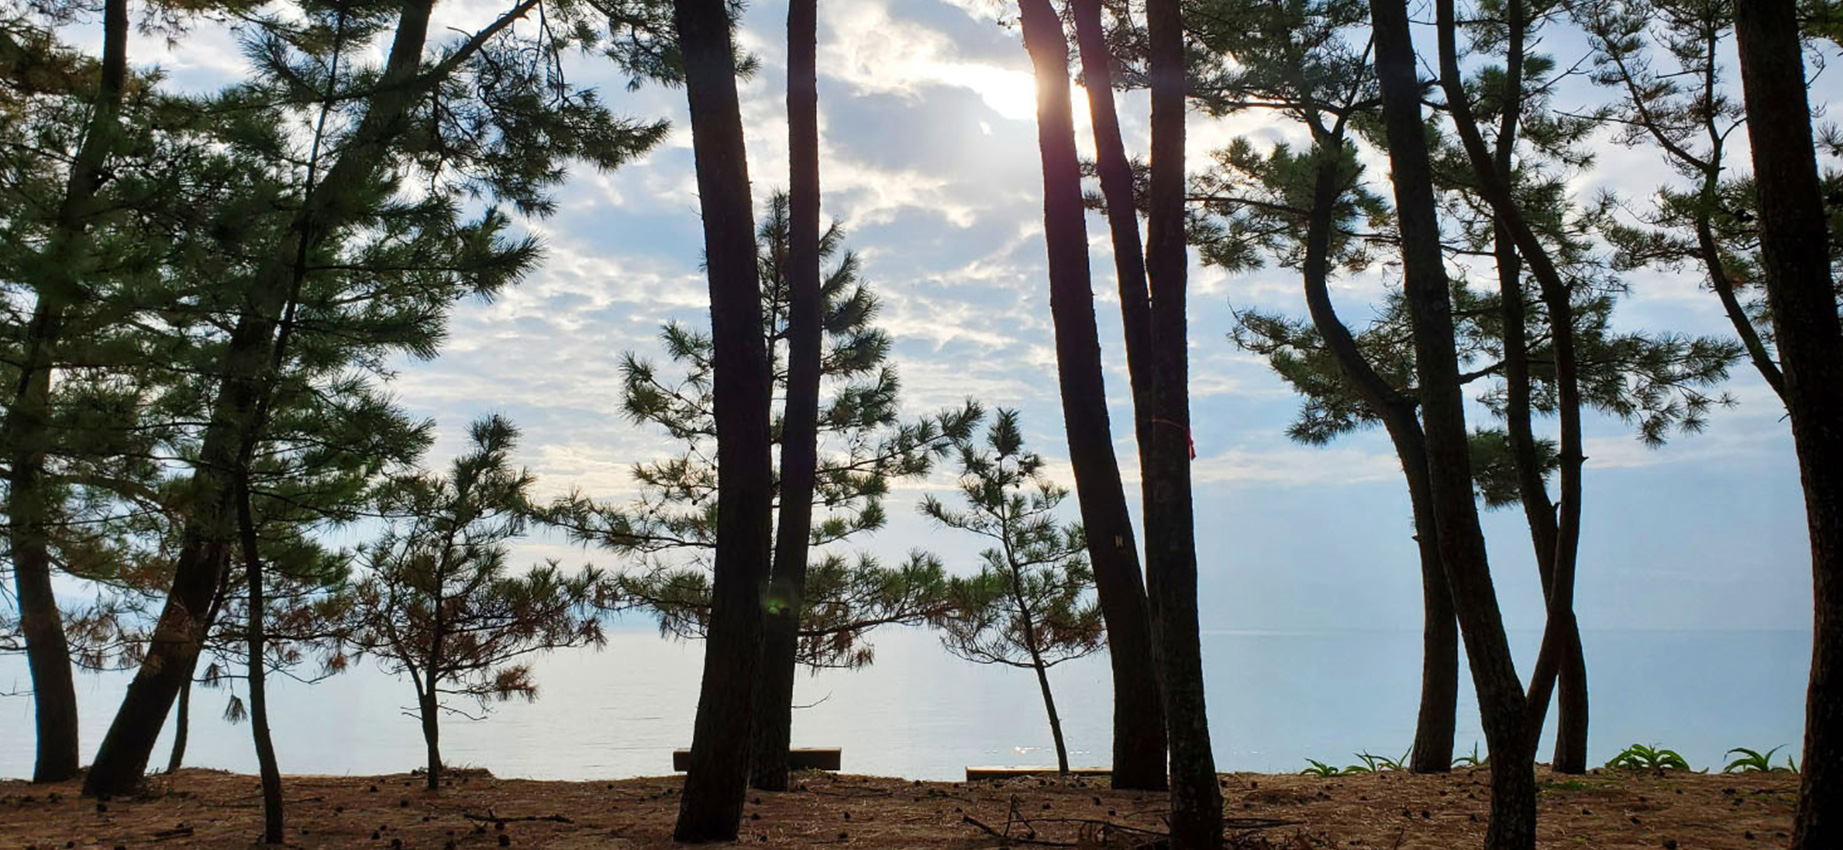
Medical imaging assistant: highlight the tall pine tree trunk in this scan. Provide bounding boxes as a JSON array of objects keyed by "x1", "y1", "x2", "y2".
[
  {"x1": 750, "y1": 0, "x2": 823, "y2": 795},
  {"x1": 671, "y1": 0, "x2": 774, "y2": 840},
  {"x1": 1731, "y1": 4, "x2": 1843, "y2": 847},
  {"x1": 1018, "y1": 0, "x2": 1167, "y2": 793},
  {"x1": 1296, "y1": 145, "x2": 1456, "y2": 774},
  {"x1": 1370, "y1": 2, "x2": 1537, "y2": 847},
  {"x1": 2, "y1": 0, "x2": 129, "y2": 784},
  {"x1": 1144, "y1": 1, "x2": 1222, "y2": 846},
  {"x1": 236, "y1": 478, "x2": 284, "y2": 842}
]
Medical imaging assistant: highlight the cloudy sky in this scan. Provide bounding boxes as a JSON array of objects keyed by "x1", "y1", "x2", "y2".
[{"x1": 126, "y1": 0, "x2": 1822, "y2": 637}]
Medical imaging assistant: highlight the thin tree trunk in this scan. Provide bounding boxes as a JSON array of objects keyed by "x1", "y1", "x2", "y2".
[
  {"x1": 1482, "y1": 0, "x2": 1588, "y2": 773},
  {"x1": 1033, "y1": 659, "x2": 1071, "y2": 775},
  {"x1": 1732, "y1": 4, "x2": 1843, "y2": 847},
  {"x1": 1370, "y1": 2, "x2": 1537, "y2": 848},
  {"x1": 671, "y1": 0, "x2": 774, "y2": 841},
  {"x1": 2, "y1": 0, "x2": 129, "y2": 785},
  {"x1": 166, "y1": 678, "x2": 191, "y2": 774},
  {"x1": 1295, "y1": 143, "x2": 1457, "y2": 774},
  {"x1": 1070, "y1": 0, "x2": 1156, "y2": 485},
  {"x1": 236, "y1": 478, "x2": 284, "y2": 843},
  {"x1": 751, "y1": 0, "x2": 822, "y2": 795},
  {"x1": 1018, "y1": 0, "x2": 1167, "y2": 794},
  {"x1": 1144, "y1": 1, "x2": 1222, "y2": 846},
  {"x1": 1698, "y1": 209, "x2": 1786, "y2": 399},
  {"x1": 1006, "y1": 536, "x2": 1070, "y2": 777},
  {"x1": 1429, "y1": 0, "x2": 1585, "y2": 763}
]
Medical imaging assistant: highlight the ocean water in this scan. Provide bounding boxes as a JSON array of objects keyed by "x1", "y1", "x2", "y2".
[{"x1": 0, "y1": 626, "x2": 1811, "y2": 781}]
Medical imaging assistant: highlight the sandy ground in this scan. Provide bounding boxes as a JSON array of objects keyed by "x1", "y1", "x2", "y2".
[{"x1": 0, "y1": 766, "x2": 1799, "y2": 848}]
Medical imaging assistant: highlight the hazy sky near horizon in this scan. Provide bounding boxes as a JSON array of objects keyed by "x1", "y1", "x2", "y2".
[{"x1": 93, "y1": 0, "x2": 1827, "y2": 639}]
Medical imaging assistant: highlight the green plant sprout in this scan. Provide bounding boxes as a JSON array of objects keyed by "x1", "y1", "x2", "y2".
[
  {"x1": 1452, "y1": 742, "x2": 1487, "y2": 768},
  {"x1": 1723, "y1": 746, "x2": 1799, "y2": 773},
  {"x1": 1300, "y1": 758, "x2": 1345, "y2": 777},
  {"x1": 1605, "y1": 743, "x2": 1691, "y2": 772},
  {"x1": 1300, "y1": 747, "x2": 1410, "y2": 776},
  {"x1": 1352, "y1": 748, "x2": 1410, "y2": 772}
]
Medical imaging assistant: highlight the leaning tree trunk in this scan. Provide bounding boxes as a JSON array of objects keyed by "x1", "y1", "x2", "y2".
[
  {"x1": 165, "y1": 570, "x2": 229, "y2": 775},
  {"x1": 1013, "y1": 572, "x2": 1071, "y2": 776},
  {"x1": 236, "y1": 478, "x2": 284, "y2": 843},
  {"x1": 1732, "y1": 4, "x2": 1843, "y2": 848},
  {"x1": 1371, "y1": 2, "x2": 1538, "y2": 848},
  {"x1": 84, "y1": 330, "x2": 257, "y2": 797},
  {"x1": 1031, "y1": 660, "x2": 1071, "y2": 776},
  {"x1": 671, "y1": 0, "x2": 775, "y2": 841},
  {"x1": 750, "y1": 0, "x2": 823, "y2": 795},
  {"x1": 1400, "y1": 424, "x2": 1460, "y2": 773},
  {"x1": 1429, "y1": 0, "x2": 1585, "y2": 776},
  {"x1": 1483, "y1": 0, "x2": 1587, "y2": 772},
  {"x1": 1016, "y1": 0, "x2": 1168, "y2": 794},
  {"x1": 1069, "y1": 0, "x2": 1156, "y2": 494},
  {"x1": 1295, "y1": 144, "x2": 1457, "y2": 774},
  {"x1": 1144, "y1": 1, "x2": 1222, "y2": 847},
  {"x1": 2, "y1": 0, "x2": 129, "y2": 785}
]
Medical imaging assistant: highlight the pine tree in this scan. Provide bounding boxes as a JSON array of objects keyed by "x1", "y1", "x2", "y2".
[
  {"x1": 81, "y1": 0, "x2": 670, "y2": 798},
  {"x1": 341, "y1": 415, "x2": 604, "y2": 792},
  {"x1": 923, "y1": 410, "x2": 1105, "y2": 776},
  {"x1": 1731, "y1": 2, "x2": 1843, "y2": 845},
  {"x1": 544, "y1": 191, "x2": 980, "y2": 668},
  {"x1": 1144, "y1": 0, "x2": 1222, "y2": 844},
  {"x1": 666, "y1": 0, "x2": 772, "y2": 837},
  {"x1": 1181, "y1": 0, "x2": 1460, "y2": 773},
  {"x1": 1368, "y1": 0, "x2": 1535, "y2": 845},
  {"x1": 1015, "y1": 0, "x2": 1168, "y2": 793}
]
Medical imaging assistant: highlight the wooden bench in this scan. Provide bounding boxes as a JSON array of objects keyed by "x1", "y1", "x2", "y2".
[
  {"x1": 672, "y1": 747, "x2": 841, "y2": 772},
  {"x1": 965, "y1": 766, "x2": 1112, "y2": 781}
]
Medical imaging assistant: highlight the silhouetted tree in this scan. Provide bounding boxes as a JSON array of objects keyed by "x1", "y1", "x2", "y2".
[
  {"x1": 1181, "y1": 0, "x2": 1460, "y2": 774},
  {"x1": 1144, "y1": 0, "x2": 1222, "y2": 846},
  {"x1": 1014, "y1": 0, "x2": 1169, "y2": 793},
  {"x1": 1732, "y1": 2, "x2": 1843, "y2": 846},
  {"x1": 925, "y1": 410, "x2": 1105, "y2": 775},
  {"x1": 0, "y1": 0, "x2": 128, "y2": 783},
  {"x1": 755, "y1": 0, "x2": 824, "y2": 794},
  {"x1": 80, "y1": 0, "x2": 667, "y2": 797},
  {"x1": 1573, "y1": 0, "x2": 1808, "y2": 403},
  {"x1": 668, "y1": 0, "x2": 774, "y2": 839},
  {"x1": 1370, "y1": 0, "x2": 1536, "y2": 846},
  {"x1": 542, "y1": 193, "x2": 979, "y2": 674},
  {"x1": 1067, "y1": 0, "x2": 1170, "y2": 790}
]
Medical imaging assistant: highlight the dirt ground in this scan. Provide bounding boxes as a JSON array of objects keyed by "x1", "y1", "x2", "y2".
[{"x1": 0, "y1": 766, "x2": 1799, "y2": 849}]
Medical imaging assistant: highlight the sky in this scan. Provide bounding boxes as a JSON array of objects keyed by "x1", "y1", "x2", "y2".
[{"x1": 102, "y1": 0, "x2": 1826, "y2": 639}]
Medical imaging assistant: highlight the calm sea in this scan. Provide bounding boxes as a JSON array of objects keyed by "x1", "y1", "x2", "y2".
[{"x1": 0, "y1": 627, "x2": 1811, "y2": 781}]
